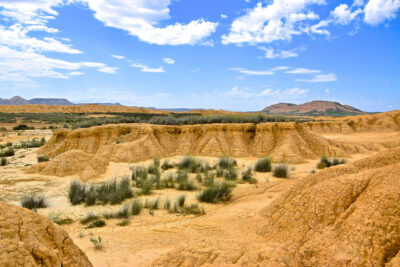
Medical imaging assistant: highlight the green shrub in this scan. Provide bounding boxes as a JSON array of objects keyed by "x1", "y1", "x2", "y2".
[
  {"x1": 144, "y1": 198, "x2": 159, "y2": 210},
  {"x1": 195, "y1": 173, "x2": 203, "y2": 183},
  {"x1": 197, "y1": 182, "x2": 235, "y2": 203},
  {"x1": 13, "y1": 124, "x2": 34, "y2": 131},
  {"x1": 242, "y1": 167, "x2": 257, "y2": 183},
  {"x1": 203, "y1": 172, "x2": 215, "y2": 187},
  {"x1": 161, "y1": 160, "x2": 174, "y2": 170},
  {"x1": 80, "y1": 213, "x2": 99, "y2": 225},
  {"x1": 37, "y1": 155, "x2": 49, "y2": 163},
  {"x1": 69, "y1": 180, "x2": 86, "y2": 205},
  {"x1": 90, "y1": 236, "x2": 104, "y2": 250},
  {"x1": 49, "y1": 213, "x2": 73, "y2": 225},
  {"x1": 21, "y1": 194, "x2": 47, "y2": 209},
  {"x1": 273, "y1": 164, "x2": 289, "y2": 178},
  {"x1": 223, "y1": 167, "x2": 238, "y2": 181},
  {"x1": 140, "y1": 179, "x2": 153, "y2": 195},
  {"x1": 117, "y1": 219, "x2": 130, "y2": 227},
  {"x1": 115, "y1": 205, "x2": 129, "y2": 219},
  {"x1": 160, "y1": 174, "x2": 175, "y2": 189},
  {"x1": 130, "y1": 200, "x2": 142, "y2": 215},
  {"x1": 217, "y1": 157, "x2": 237, "y2": 169},
  {"x1": 164, "y1": 198, "x2": 171, "y2": 210},
  {"x1": 181, "y1": 204, "x2": 205, "y2": 216},
  {"x1": 254, "y1": 158, "x2": 272, "y2": 172},
  {"x1": 131, "y1": 166, "x2": 148, "y2": 183},
  {"x1": 84, "y1": 188, "x2": 97, "y2": 206},
  {"x1": 0, "y1": 157, "x2": 6, "y2": 166},
  {"x1": 0, "y1": 148, "x2": 14, "y2": 157},
  {"x1": 86, "y1": 219, "x2": 106, "y2": 229},
  {"x1": 177, "y1": 195, "x2": 186, "y2": 207},
  {"x1": 317, "y1": 156, "x2": 347, "y2": 169},
  {"x1": 178, "y1": 156, "x2": 202, "y2": 173}
]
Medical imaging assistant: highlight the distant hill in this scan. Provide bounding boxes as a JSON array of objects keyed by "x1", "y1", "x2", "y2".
[
  {"x1": 0, "y1": 96, "x2": 74, "y2": 106},
  {"x1": 262, "y1": 100, "x2": 366, "y2": 116}
]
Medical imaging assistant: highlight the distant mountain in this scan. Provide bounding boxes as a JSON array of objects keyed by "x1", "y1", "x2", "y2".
[
  {"x1": 0, "y1": 96, "x2": 74, "y2": 105},
  {"x1": 262, "y1": 100, "x2": 366, "y2": 116}
]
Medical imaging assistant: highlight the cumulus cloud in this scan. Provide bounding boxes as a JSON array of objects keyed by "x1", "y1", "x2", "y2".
[
  {"x1": 222, "y1": 0, "x2": 325, "y2": 45},
  {"x1": 163, "y1": 58, "x2": 175, "y2": 64},
  {"x1": 364, "y1": 0, "x2": 400, "y2": 25},
  {"x1": 131, "y1": 63, "x2": 165, "y2": 73},
  {"x1": 332, "y1": 4, "x2": 362, "y2": 25},
  {"x1": 78, "y1": 0, "x2": 218, "y2": 45}
]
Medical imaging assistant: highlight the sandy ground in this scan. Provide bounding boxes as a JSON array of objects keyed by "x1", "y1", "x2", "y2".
[{"x1": 0, "y1": 128, "x2": 392, "y2": 266}]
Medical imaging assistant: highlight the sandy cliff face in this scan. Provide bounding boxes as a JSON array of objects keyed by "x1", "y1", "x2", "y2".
[
  {"x1": 153, "y1": 147, "x2": 400, "y2": 266},
  {"x1": 0, "y1": 202, "x2": 92, "y2": 267},
  {"x1": 26, "y1": 111, "x2": 400, "y2": 178}
]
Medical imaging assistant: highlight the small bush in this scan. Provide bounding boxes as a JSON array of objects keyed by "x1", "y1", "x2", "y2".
[
  {"x1": 131, "y1": 166, "x2": 148, "y2": 182},
  {"x1": 203, "y1": 172, "x2": 215, "y2": 187},
  {"x1": 177, "y1": 195, "x2": 186, "y2": 207},
  {"x1": 131, "y1": 199, "x2": 142, "y2": 215},
  {"x1": 141, "y1": 179, "x2": 153, "y2": 195},
  {"x1": 90, "y1": 236, "x2": 104, "y2": 250},
  {"x1": 197, "y1": 182, "x2": 235, "y2": 203},
  {"x1": 317, "y1": 156, "x2": 347, "y2": 169},
  {"x1": 195, "y1": 173, "x2": 203, "y2": 183},
  {"x1": 216, "y1": 167, "x2": 224, "y2": 177},
  {"x1": 80, "y1": 213, "x2": 100, "y2": 225},
  {"x1": 49, "y1": 213, "x2": 73, "y2": 225},
  {"x1": 117, "y1": 219, "x2": 130, "y2": 227},
  {"x1": 144, "y1": 198, "x2": 159, "y2": 210},
  {"x1": 254, "y1": 158, "x2": 272, "y2": 172},
  {"x1": 273, "y1": 164, "x2": 289, "y2": 178},
  {"x1": 242, "y1": 167, "x2": 257, "y2": 183},
  {"x1": 161, "y1": 160, "x2": 174, "y2": 170},
  {"x1": 164, "y1": 198, "x2": 171, "y2": 210},
  {"x1": 0, "y1": 148, "x2": 14, "y2": 157},
  {"x1": 37, "y1": 155, "x2": 49, "y2": 163},
  {"x1": 178, "y1": 156, "x2": 202, "y2": 173},
  {"x1": 69, "y1": 180, "x2": 86, "y2": 205},
  {"x1": 0, "y1": 157, "x2": 6, "y2": 166},
  {"x1": 86, "y1": 219, "x2": 106, "y2": 229},
  {"x1": 116, "y1": 205, "x2": 129, "y2": 219},
  {"x1": 21, "y1": 194, "x2": 47, "y2": 210},
  {"x1": 13, "y1": 124, "x2": 34, "y2": 131},
  {"x1": 217, "y1": 157, "x2": 237, "y2": 169},
  {"x1": 181, "y1": 204, "x2": 205, "y2": 216},
  {"x1": 223, "y1": 167, "x2": 238, "y2": 181}
]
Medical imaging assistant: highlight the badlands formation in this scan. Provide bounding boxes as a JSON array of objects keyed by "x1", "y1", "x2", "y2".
[{"x1": 0, "y1": 108, "x2": 400, "y2": 266}]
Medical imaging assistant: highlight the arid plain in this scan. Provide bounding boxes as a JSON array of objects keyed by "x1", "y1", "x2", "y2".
[{"x1": 1, "y1": 105, "x2": 400, "y2": 266}]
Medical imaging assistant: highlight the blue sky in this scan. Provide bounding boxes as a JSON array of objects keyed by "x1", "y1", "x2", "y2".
[{"x1": 0, "y1": 0, "x2": 399, "y2": 111}]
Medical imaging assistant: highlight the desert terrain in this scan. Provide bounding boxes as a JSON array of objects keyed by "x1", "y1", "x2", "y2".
[{"x1": 1, "y1": 107, "x2": 400, "y2": 266}]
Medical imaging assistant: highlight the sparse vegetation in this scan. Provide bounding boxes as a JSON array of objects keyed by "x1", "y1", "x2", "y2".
[
  {"x1": 80, "y1": 213, "x2": 100, "y2": 225},
  {"x1": 161, "y1": 160, "x2": 174, "y2": 170},
  {"x1": 49, "y1": 213, "x2": 73, "y2": 225},
  {"x1": 90, "y1": 236, "x2": 104, "y2": 250},
  {"x1": 273, "y1": 164, "x2": 289, "y2": 178},
  {"x1": 37, "y1": 155, "x2": 49, "y2": 162},
  {"x1": 115, "y1": 205, "x2": 129, "y2": 219},
  {"x1": 13, "y1": 124, "x2": 34, "y2": 131},
  {"x1": 254, "y1": 157, "x2": 272, "y2": 172},
  {"x1": 217, "y1": 157, "x2": 237, "y2": 169},
  {"x1": 69, "y1": 180, "x2": 87, "y2": 205},
  {"x1": 21, "y1": 194, "x2": 47, "y2": 210},
  {"x1": 177, "y1": 195, "x2": 186, "y2": 207},
  {"x1": 317, "y1": 156, "x2": 347, "y2": 169},
  {"x1": 0, "y1": 157, "x2": 6, "y2": 166},
  {"x1": 223, "y1": 167, "x2": 238, "y2": 181},
  {"x1": 197, "y1": 182, "x2": 235, "y2": 203},
  {"x1": 117, "y1": 219, "x2": 130, "y2": 227},
  {"x1": 13, "y1": 138, "x2": 45, "y2": 149},
  {"x1": 86, "y1": 219, "x2": 106, "y2": 229},
  {"x1": 178, "y1": 156, "x2": 202, "y2": 173},
  {"x1": 0, "y1": 147, "x2": 14, "y2": 157},
  {"x1": 131, "y1": 199, "x2": 143, "y2": 215},
  {"x1": 144, "y1": 198, "x2": 159, "y2": 210},
  {"x1": 242, "y1": 167, "x2": 257, "y2": 183}
]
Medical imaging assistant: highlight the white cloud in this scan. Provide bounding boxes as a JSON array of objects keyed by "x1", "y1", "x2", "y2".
[
  {"x1": 325, "y1": 88, "x2": 330, "y2": 94},
  {"x1": 222, "y1": 0, "x2": 325, "y2": 45},
  {"x1": 296, "y1": 73, "x2": 337, "y2": 82},
  {"x1": 230, "y1": 68, "x2": 274, "y2": 75},
  {"x1": 79, "y1": 0, "x2": 218, "y2": 45},
  {"x1": 112, "y1": 55, "x2": 124, "y2": 60},
  {"x1": 286, "y1": 67, "x2": 321, "y2": 74},
  {"x1": 364, "y1": 0, "x2": 400, "y2": 25},
  {"x1": 259, "y1": 46, "x2": 300, "y2": 59},
  {"x1": 131, "y1": 63, "x2": 165, "y2": 73},
  {"x1": 221, "y1": 14, "x2": 228, "y2": 19},
  {"x1": 69, "y1": 71, "x2": 84, "y2": 76},
  {"x1": 225, "y1": 86, "x2": 309, "y2": 99},
  {"x1": 163, "y1": 58, "x2": 175, "y2": 64},
  {"x1": 332, "y1": 4, "x2": 362, "y2": 25}
]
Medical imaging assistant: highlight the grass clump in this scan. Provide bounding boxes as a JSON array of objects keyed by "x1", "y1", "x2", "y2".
[
  {"x1": 90, "y1": 236, "x2": 104, "y2": 250},
  {"x1": 117, "y1": 219, "x2": 130, "y2": 227},
  {"x1": 197, "y1": 182, "x2": 235, "y2": 203},
  {"x1": 13, "y1": 124, "x2": 34, "y2": 131},
  {"x1": 80, "y1": 213, "x2": 100, "y2": 225},
  {"x1": 273, "y1": 164, "x2": 289, "y2": 178},
  {"x1": 86, "y1": 219, "x2": 106, "y2": 229},
  {"x1": 144, "y1": 198, "x2": 159, "y2": 210},
  {"x1": 223, "y1": 167, "x2": 238, "y2": 181},
  {"x1": 161, "y1": 160, "x2": 174, "y2": 170},
  {"x1": 164, "y1": 198, "x2": 171, "y2": 210},
  {"x1": 178, "y1": 156, "x2": 202, "y2": 173},
  {"x1": 21, "y1": 194, "x2": 47, "y2": 210},
  {"x1": 181, "y1": 204, "x2": 205, "y2": 216},
  {"x1": 37, "y1": 155, "x2": 49, "y2": 163},
  {"x1": 217, "y1": 157, "x2": 237, "y2": 169},
  {"x1": 177, "y1": 195, "x2": 186, "y2": 207},
  {"x1": 0, "y1": 147, "x2": 14, "y2": 157},
  {"x1": 317, "y1": 156, "x2": 347, "y2": 169},
  {"x1": 49, "y1": 213, "x2": 73, "y2": 225},
  {"x1": 68, "y1": 180, "x2": 86, "y2": 205},
  {"x1": 130, "y1": 199, "x2": 142, "y2": 215},
  {"x1": 0, "y1": 157, "x2": 7, "y2": 166},
  {"x1": 115, "y1": 205, "x2": 129, "y2": 219},
  {"x1": 242, "y1": 167, "x2": 257, "y2": 184},
  {"x1": 254, "y1": 158, "x2": 272, "y2": 172}
]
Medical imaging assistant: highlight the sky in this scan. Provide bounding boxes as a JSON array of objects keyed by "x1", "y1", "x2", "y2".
[{"x1": 0, "y1": 0, "x2": 399, "y2": 112}]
